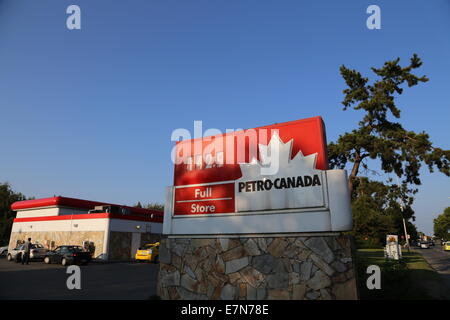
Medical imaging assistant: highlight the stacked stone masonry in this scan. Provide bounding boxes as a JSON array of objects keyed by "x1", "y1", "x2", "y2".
[{"x1": 157, "y1": 235, "x2": 358, "y2": 300}]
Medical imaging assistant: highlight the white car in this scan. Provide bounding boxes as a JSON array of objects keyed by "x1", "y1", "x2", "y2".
[
  {"x1": 0, "y1": 246, "x2": 8, "y2": 256},
  {"x1": 7, "y1": 243, "x2": 48, "y2": 261},
  {"x1": 29, "y1": 243, "x2": 48, "y2": 259},
  {"x1": 420, "y1": 242, "x2": 430, "y2": 249}
]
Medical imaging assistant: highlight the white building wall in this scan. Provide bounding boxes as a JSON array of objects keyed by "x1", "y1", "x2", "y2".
[
  {"x1": 109, "y1": 219, "x2": 163, "y2": 234},
  {"x1": 11, "y1": 217, "x2": 162, "y2": 234},
  {"x1": 15, "y1": 208, "x2": 60, "y2": 218},
  {"x1": 11, "y1": 218, "x2": 109, "y2": 233},
  {"x1": 15, "y1": 207, "x2": 88, "y2": 218}
]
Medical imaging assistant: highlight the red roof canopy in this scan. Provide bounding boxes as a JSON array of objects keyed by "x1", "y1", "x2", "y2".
[{"x1": 11, "y1": 196, "x2": 164, "y2": 218}]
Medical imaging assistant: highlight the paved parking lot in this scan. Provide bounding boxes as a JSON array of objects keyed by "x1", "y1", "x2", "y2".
[{"x1": 0, "y1": 256, "x2": 159, "y2": 300}]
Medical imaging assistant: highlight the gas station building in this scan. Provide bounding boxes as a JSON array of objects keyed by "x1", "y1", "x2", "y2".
[{"x1": 9, "y1": 196, "x2": 163, "y2": 260}]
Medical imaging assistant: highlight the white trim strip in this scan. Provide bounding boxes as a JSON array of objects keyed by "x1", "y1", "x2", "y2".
[{"x1": 176, "y1": 197, "x2": 233, "y2": 203}]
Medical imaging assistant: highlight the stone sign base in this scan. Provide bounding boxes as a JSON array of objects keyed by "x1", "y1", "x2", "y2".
[{"x1": 157, "y1": 234, "x2": 358, "y2": 300}]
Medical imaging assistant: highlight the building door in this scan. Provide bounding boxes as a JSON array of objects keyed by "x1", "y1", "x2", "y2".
[{"x1": 131, "y1": 233, "x2": 141, "y2": 259}]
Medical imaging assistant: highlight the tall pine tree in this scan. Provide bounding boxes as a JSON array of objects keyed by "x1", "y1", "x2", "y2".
[{"x1": 328, "y1": 54, "x2": 450, "y2": 196}]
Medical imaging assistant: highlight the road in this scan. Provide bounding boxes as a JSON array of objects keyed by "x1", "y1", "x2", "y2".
[
  {"x1": 0, "y1": 257, "x2": 159, "y2": 300},
  {"x1": 416, "y1": 246, "x2": 450, "y2": 290}
]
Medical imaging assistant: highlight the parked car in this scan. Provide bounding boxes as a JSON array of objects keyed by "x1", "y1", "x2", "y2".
[
  {"x1": 443, "y1": 242, "x2": 450, "y2": 251},
  {"x1": 7, "y1": 245, "x2": 23, "y2": 261},
  {"x1": 29, "y1": 243, "x2": 48, "y2": 260},
  {"x1": 0, "y1": 246, "x2": 8, "y2": 256},
  {"x1": 420, "y1": 242, "x2": 430, "y2": 249},
  {"x1": 7, "y1": 243, "x2": 47, "y2": 262},
  {"x1": 135, "y1": 242, "x2": 160, "y2": 263},
  {"x1": 44, "y1": 245, "x2": 92, "y2": 266}
]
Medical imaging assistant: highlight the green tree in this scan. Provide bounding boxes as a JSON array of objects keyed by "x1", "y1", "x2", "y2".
[
  {"x1": 328, "y1": 54, "x2": 450, "y2": 195},
  {"x1": 433, "y1": 207, "x2": 450, "y2": 240},
  {"x1": 351, "y1": 177, "x2": 417, "y2": 245},
  {"x1": 0, "y1": 183, "x2": 28, "y2": 246},
  {"x1": 133, "y1": 201, "x2": 164, "y2": 211},
  {"x1": 328, "y1": 54, "x2": 449, "y2": 245},
  {"x1": 145, "y1": 202, "x2": 164, "y2": 212}
]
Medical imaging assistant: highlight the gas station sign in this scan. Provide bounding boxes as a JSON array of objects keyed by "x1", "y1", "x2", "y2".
[
  {"x1": 164, "y1": 116, "x2": 353, "y2": 236},
  {"x1": 172, "y1": 116, "x2": 328, "y2": 216}
]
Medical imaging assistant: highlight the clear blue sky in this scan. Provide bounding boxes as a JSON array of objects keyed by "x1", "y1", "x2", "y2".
[{"x1": 0, "y1": 0, "x2": 449, "y2": 235}]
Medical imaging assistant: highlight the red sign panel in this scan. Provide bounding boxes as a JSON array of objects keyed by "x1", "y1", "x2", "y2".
[
  {"x1": 172, "y1": 116, "x2": 328, "y2": 215},
  {"x1": 174, "y1": 183, "x2": 235, "y2": 215}
]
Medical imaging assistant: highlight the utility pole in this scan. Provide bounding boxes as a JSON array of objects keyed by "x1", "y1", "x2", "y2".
[
  {"x1": 397, "y1": 177, "x2": 410, "y2": 252},
  {"x1": 400, "y1": 205, "x2": 411, "y2": 252}
]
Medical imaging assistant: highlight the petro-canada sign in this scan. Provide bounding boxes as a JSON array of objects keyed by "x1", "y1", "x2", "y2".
[{"x1": 164, "y1": 116, "x2": 353, "y2": 236}]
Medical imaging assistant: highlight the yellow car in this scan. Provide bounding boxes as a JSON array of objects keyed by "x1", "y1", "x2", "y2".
[
  {"x1": 135, "y1": 242, "x2": 160, "y2": 262},
  {"x1": 443, "y1": 242, "x2": 450, "y2": 251}
]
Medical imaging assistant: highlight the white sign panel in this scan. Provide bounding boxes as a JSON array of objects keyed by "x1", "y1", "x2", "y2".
[{"x1": 235, "y1": 133, "x2": 326, "y2": 212}]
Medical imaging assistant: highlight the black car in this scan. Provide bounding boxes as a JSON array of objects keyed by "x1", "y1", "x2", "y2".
[{"x1": 44, "y1": 245, "x2": 92, "y2": 266}]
